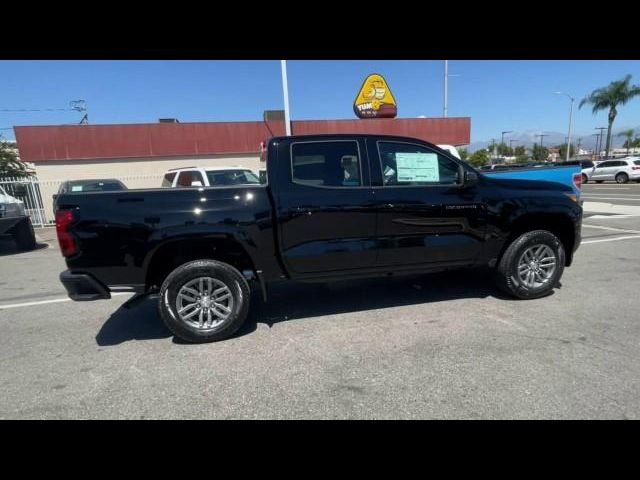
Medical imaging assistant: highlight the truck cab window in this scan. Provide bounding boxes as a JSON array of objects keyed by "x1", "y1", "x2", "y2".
[
  {"x1": 378, "y1": 142, "x2": 460, "y2": 186},
  {"x1": 291, "y1": 141, "x2": 361, "y2": 188},
  {"x1": 176, "y1": 171, "x2": 204, "y2": 187},
  {"x1": 162, "y1": 172, "x2": 177, "y2": 187}
]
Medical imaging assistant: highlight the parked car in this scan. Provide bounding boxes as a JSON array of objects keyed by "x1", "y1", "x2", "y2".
[
  {"x1": 54, "y1": 134, "x2": 582, "y2": 343},
  {"x1": 161, "y1": 166, "x2": 260, "y2": 188},
  {"x1": 53, "y1": 179, "x2": 127, "y2": 212},
  {"x1": 584, "y1": 157, "x2": 640, "y2": 184},
  {"x1": 436, "y1": 144, "x2": 461, "y2": 160},
  {"x1": 0, "y1": 184, "x2": 36, "y2": 251}
]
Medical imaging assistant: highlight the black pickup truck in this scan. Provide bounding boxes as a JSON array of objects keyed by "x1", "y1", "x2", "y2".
[{"x1": 55, "y1": 134, "x2": 582, "y2": 343}]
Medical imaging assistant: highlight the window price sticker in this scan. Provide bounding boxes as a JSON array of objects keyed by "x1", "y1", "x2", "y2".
[{"x1": 395, "y1": 152, "x2": 439, "y2": 182}]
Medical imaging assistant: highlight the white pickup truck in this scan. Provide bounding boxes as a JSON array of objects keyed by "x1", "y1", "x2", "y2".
[
  {"x1": 161, "y1": 166, "x2": 261, "y2": 188},
  {"x1": 0, "y1": 184, "x2": 36, "y2": 251}
]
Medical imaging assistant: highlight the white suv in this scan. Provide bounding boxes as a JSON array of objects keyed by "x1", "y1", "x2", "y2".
[
  {"x1": 161, "y1": 167, "x2": 261, "y2": 188},
  {"x1": 585, "y1": 157, "x2": 640, "y2": 184}
]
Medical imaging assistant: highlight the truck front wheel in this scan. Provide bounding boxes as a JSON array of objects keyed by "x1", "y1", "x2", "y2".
[
  {"x1": 495, "y1": 230, "x2": 565, "y2": 299},
  {"x1": 158, "y1": 260, "x2": 251, "y2": 343},
  {"x1": 13, "y1": 218, "x2": 37, "y2": 251}
]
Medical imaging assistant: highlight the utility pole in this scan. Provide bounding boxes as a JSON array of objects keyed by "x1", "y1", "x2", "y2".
[
  {"x1": 280, "y1": 60, "x2": 292, "y2": 136},
  {"x1": 592, "y1": 133, "x2": 600, "y2": 161},
  {"x1": 535, "y1": 133, "x2": 548, "y2": 148},
  {"x1": 535, "y1": 134, "x2": 548, "y2": 161},
  {"x1": 501, "y1": 130, "x2": 513, "y2": 149},
  {"x1": 595, "y1": 127, "x2": 607, "y2": 159},
  {"x1": 509, "y1": 139, "x2": 516, "y2": 153}
]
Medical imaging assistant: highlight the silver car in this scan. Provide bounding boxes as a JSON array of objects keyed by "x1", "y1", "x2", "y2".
[{"x1": 585, "y1": 157, "x2": 640, "y2": 184}]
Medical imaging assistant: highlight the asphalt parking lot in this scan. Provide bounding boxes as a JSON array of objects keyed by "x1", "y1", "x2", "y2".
[{"x1": 1, "y1": 182, "x2": 640, "y2": 419}]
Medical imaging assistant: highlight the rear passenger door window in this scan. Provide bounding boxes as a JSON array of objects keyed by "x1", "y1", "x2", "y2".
[{"x1": 291, "y1": 141, "x2": 362, "y2": 188}]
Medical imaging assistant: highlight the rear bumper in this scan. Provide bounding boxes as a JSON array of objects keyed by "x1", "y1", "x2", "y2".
[{"x1": 60, "y1": 270, "x2": 111, "y2": 301}]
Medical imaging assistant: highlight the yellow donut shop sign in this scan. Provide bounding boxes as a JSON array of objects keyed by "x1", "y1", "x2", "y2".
[{"x1": 353, "y1": 73, "x2": 398, "y2": 119}]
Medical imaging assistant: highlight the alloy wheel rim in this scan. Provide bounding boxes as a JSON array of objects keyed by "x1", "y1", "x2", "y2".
[
  {"x1": 517, "y1": 244, "x2": 557, "y2": 289},
  {"x1": 176, "y1": 277, "x2": 233, "y2": 330}
]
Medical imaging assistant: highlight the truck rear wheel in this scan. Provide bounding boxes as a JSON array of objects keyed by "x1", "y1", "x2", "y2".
[
  {"x1": 495, "y1": 230, "x2": 565, "y2": 299},
  {"x1": 13, "y1": 218, "x2": 36, "y2": 251},
  {"x1": 158, "y1": 260, "x2": 251, "y2": 343}
]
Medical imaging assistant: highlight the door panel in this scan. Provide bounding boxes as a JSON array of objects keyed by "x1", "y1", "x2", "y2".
[
  {"x1": 276, "y1": 139, "x2": 376, "y2": 276},
  {"x1": 368, "y1": 139, "x2": 486, "y2": 267}
]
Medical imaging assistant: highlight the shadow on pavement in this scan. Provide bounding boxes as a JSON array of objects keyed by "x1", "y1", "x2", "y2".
[
  {"x1": 95, "y1": 293, "x2": 171, "y2": 346},
  {"x1": 0, "y1": 238, "x2": 48, "y2": 257},
  {"x1": 96, "y1": 268, "x2": 518, "y2": 345}
]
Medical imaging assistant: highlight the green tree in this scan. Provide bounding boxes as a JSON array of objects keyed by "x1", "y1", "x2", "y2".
[
  {"x1": 580, "y1": 75, "x2": 640, "y2": 158},
  {"x1": 532, "y1": 144, "x2": 549, "y2": 162},
  {"x1": 514, "y1": 145, "x2": 526, "y2": 156},
  {"x1": 618, "y1": 129, "x2": 635, "y2": 155},
  {"x1": 0, "y1": 137, "x2": 29, "y2": 178},
  {"x1": 458, "y1": 148, "x2": 468, "y2": 161},
  {"x1": 468, "y1": 149, "x2": 489, "y2": 167},
  {"x1": 496, "y1": 142, "x2": 512, "y2": 156},
  {"x1": 558, "y1": 143, "x2": 576, "y2": 160},
  {"x1": 515, "y1": 155, "x2": 529, "y2": 164}
]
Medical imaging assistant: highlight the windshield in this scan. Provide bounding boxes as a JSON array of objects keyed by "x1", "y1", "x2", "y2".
[
  {"x1": 67, "y1": 180, "x2": 126, "y2": 192},
  {"x1": 205, "y1": 170, "x2": 260, "y2": 186}
]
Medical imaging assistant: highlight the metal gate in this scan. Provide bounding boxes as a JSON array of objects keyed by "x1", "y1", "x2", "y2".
[
  {"x1": 0, "y1": 176, "x2": 50, "y2": 227},
  {"x1": 1, "y1": 174, "x2": 164, "y2": 227}
]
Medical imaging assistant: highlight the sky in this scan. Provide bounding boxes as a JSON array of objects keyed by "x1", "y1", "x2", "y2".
[{"x1": 1, "y1": 60, "x2": 639, "y2": 143}]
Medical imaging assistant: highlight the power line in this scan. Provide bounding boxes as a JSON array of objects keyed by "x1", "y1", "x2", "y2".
[{"x1": 0, "y1": 108, "x2": 72, "y2": 112}]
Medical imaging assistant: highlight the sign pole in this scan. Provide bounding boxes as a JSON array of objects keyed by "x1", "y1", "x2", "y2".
[{"x1": 280, "y1": 60, "x2": 292, "y2": 136}]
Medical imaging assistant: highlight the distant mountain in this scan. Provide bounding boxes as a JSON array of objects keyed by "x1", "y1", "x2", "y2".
[{"x1": 467, "y1": 125, "x2": 640, "y2": 152}]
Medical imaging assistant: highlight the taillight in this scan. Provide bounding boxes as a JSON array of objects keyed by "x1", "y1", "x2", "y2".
[
  {"x1": 632, "y1": 166, "x2": 640, "y2": 170},
  {"x1": 572, "y1": 172, "x2": 582, "y2": 190},
  {"x1": 55, "y1": 209, "x2": 78, "y2": 257}
]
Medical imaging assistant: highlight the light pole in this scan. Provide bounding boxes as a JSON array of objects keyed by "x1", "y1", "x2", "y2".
[
  {"x1": 554, "y1": 92, "x2": 574, "y2": 162},
  {"x1": 509, "y1": 139, "x2": 516, "y2": 153},
  {"x1": 443, "y1": 60, "x2": 448, "y2": 118},
  {"x1": 280, "y1": 60, "x2": 291, "y2": 136},
  {"x1": 443, "y1": 60, "x2": 461, "y2": 118}
]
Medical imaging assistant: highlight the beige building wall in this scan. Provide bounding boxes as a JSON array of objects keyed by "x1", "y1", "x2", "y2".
[{"x1": 34, "y1": 153, "x2": 261, "y2": 222}]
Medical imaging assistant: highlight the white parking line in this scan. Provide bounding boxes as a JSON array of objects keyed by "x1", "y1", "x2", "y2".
[
  {"x1": 582, "y1": 224, "x2": 640, "y2": 234},
  {"x1": 582, "y1": 193, "x2": 640, "y2": 197},
  {"x1": 582, "y1": 235, "x2": 640, "y2": 245},
  {"x1": 582, "y1": 196, "x2": 640, "y2": 201},
  {"x1": 0, "y1": 292, "x2": 133, "y2": 310}
]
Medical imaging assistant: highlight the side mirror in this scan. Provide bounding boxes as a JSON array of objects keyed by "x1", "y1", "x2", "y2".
[
  {"x1": 191, "y1": 181, "x2": 203, "y2": 187},
  {"x1": 52, "y1": 194, "x2": 58, "y2": 201},
  {"x1": 464, "y1": 170, "x2": 479, "y2": 187}
]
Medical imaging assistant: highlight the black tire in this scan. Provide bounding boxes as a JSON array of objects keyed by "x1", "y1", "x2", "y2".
[
  {"x1": 158, "y1": 260, "x2": 250, "y2": 343},
  {"x1": 615, "y1": 172, "x2": 629, "y2": 184},
  {"x1": 496, "y1": 230, "x2": 565, "y2": 300},
  {"x1": 13, "y1": 218, "x2": 36, "y2": 251},
  {"x1": 581, "y1": 173, "x2": 588, "y2": 184}
]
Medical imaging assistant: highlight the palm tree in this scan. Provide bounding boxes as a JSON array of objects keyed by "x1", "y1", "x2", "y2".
[
  {"x1": 618, "y1": 129, "x2": 635, "y2": 155},
  {"x1": 579, "y1": 75, "x2": 640, "y2": 158}
]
